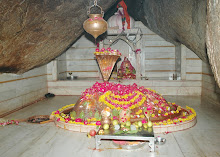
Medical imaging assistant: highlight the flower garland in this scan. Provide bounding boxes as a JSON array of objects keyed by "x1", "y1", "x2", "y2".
[
  {"x1": 0, "y1": 119, "x2": 19, "y2": 126},
  {"x1": 94, "y1": 48, "x2": 121, "y2": 56},
  {"x1": 51, "y1": 103, "x2": 196, "y2": 127},
  {"x1": 153, "y1": 106, "x2": 196, "y2": 126},
  {"x1": 99, "y1": 90, "x2": 146, "y2": 110}
]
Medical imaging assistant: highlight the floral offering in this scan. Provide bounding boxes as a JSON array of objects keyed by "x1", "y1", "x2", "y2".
[
  {"x1": 51, "y1": 82, "x2": 196, "y2": 129},
  {"x1": 94, "y1": 48, "x2": 122, "y2": 56}
]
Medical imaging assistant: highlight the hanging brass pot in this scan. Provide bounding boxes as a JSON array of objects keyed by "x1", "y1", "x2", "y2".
[
  {"x1": 83, "y1": 14, "x2": 107, "y2": 39},
  {"x1": 83, "y1": 1, "x2": 108, "y2": 39}
]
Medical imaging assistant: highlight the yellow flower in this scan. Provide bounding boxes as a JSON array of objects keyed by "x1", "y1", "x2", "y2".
[
  {"x1": 151, "y1": 114, "x2": 155, "y2": 117},
  {"x1": 60, "y1": 117, "x2": 65, "y2": 121},
  {"x1": 55, "y1": 114, "x2": 60, "y2": 118},
  {"x1": 154, "y1": 122, "x2": 159, "y2": 125},
  {"x1": 153, "y1": 100, "x2": 159, "y2": 104},
  {"x1": 51, "y1": 111, "x2": 56, "y2": 115},
  {"x1": 167, "y1": 121, "x2": 172, "y2": 125},
  {"x1": 140, "y1": 115, "x2": 145, "y2": 118},
  {"x1": 90, "y1": 118, "x2": 96, "y2": 121},
  {"x1": 174, "y1": 119, "x2": 178, "y2": 123}
]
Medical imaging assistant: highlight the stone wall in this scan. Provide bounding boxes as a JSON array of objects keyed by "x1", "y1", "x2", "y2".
[
  {"x1": 48, "y1": 21, "x2": 203, "y2": 96},
  {"x1": 56, "y1": 36, "x2": 99, "y2": 79},
  {"x1": 181, "y1": 45, "x2": 203, "y2": 81},
  {"x1": 0, "y1": 65, "x2": 48, "y2": 117},
  {"x1": 55, "y1": 21, "x2": 178, "y2": 80},
  {"x1": 57, "y1": 53, "x2": 67, "y2": 80},
  {"x1": 138, "y1": 22, "x2": 176, "y2": 80}
]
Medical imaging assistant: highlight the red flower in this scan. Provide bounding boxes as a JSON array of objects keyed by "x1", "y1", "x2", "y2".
[
  {"x1": 142, "y1": 119, "x2": 147, "y2": 123},
  {"x1": 96, "y1": 121, "x2": 101, "y2": 125},
  {"x1": 75, "y1": 118, "x2": 82, "y2": 122}
]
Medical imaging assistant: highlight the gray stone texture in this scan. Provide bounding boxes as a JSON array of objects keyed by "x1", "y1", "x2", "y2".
[
  {"x1": 0, "y1": 0, "x2": 115, "y2": 73},
  {"x1": 206, "y1": 0, "x2": 220, "y2": 88}
]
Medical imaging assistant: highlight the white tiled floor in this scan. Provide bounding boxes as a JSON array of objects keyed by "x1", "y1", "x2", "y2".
[{"x1": 1, "y1": 96, "x2": 220, "y2": 157}]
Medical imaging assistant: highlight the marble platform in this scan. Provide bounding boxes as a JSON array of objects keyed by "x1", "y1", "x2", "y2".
[{"x1": 1, "y1": 95, "x2": 220, "y2": 157}]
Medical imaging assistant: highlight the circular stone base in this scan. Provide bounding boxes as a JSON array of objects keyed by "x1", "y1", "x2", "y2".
[
  {"x1": 153, "y1": 117, "x2": 196, "y2": 133},
  {"x1": 53, "y1": 116, "x2": 196, "y2": 133},
  {"x1": 51, "y1": 105, "x2": 197, "y2": 133},
  {"x1": 54, "y1": 120, "x2": 96, "y2": 132}
]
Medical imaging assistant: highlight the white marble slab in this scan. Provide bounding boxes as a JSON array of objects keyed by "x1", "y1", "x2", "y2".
[{"x1": 186, "y1": 74, "x2": 202, "y2": 81}]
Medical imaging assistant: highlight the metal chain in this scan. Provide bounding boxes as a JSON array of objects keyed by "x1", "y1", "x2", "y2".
[{"x1": 94, "y1": 0, "x2": 97, "y2": 6}]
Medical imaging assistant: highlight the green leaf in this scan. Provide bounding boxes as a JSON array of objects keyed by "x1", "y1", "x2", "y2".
[
  {"x1": 79, "y1": 111, "x2": 85, "y2": 119},
  {"x1": 70, "y1": 111, "x2": 76, "y2": 118},
  {"x1": 110, "y1": 114, "x2": 113, "y2": 119},
  {"x1": 94, "y1": 111, "x2": 100, "y2": 120},
  {"x1": 133, "y1": 69, "x2": 136, "y2": 74},
  {"x1": 89, "y1": 111, "x2": 93, "y2": 117},
  {"x1": 126, "y1": 109, "x2": 130, "y2": 114},
  {"x1": 127, "y1": 130, "x2": 138, "y2": 134},
  {"x1": 114, "y1": 130, "x2": 124, "y2": 135},
  {"x1": 112, "y1": 108, "x2": 119, "y2": 117}
]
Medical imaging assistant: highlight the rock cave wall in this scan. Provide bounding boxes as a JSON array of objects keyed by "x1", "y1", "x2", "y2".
[{"x1": 0, "y1": 0, "x2": 116, "y2": 74}]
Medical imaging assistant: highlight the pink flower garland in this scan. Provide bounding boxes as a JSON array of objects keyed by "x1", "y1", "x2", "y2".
[{"x1": 0, "y1": 120, "x2": 19, "y2": 126}]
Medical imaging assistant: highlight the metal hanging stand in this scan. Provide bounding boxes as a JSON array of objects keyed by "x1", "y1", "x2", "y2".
[{"x1": 87, "y1": 0, "x2": 104, "y2": 16}]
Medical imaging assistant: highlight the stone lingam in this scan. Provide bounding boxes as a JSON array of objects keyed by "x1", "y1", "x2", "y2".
[{"x1": 51, "y1": 81, "x2": 196, "y2": 133}]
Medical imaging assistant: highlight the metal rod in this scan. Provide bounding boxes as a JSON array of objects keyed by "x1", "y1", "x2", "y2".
[{"x1": 94, "y1": 0, "x2": 97, "y2": 6}]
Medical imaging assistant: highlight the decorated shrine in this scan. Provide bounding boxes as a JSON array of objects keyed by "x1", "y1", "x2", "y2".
[
  {"x1": 118, "y1": 57, "x2": 136, "y2": 79},
  {"x1": 5, "y1": 0, "x2": 220, "y2": 156},
  {"x1": 50, "y1": 0, "x2": 197, "y2": 137},
  {"x1": 51, "y1": 81, "x2": 196, "y2": 134},
  {"x1": 50, "y1": 1, "x2": 197, "y2": 133},
  {"x1": 51, "y1": 31, "x2": 196, "y2": 135}
]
